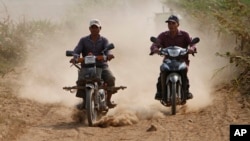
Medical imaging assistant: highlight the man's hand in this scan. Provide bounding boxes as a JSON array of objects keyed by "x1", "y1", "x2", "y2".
[
  {"x1": 152, "y1": 48, "x2": 160, "y2": 54},
  {"x1": 70, "y1": 58, "x2": 77, "y2": 64},
  {"x1": 188, "y1": 48, "x2": 195, "y2": 54},
  {"x1": 107, "y1": 54, "x2": 114, "y2": 61}
]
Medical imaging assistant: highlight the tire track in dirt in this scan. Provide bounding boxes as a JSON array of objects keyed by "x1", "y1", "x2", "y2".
[{"x1": 1, "y1": 81, "x2": 250, "y2": 141}]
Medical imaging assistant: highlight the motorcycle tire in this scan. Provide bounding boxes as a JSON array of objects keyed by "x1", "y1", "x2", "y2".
[
  {"x1": 86, "y1": 88, "x2": 98, "y2": 126},
  {"x1": 171, "y1": 82, "x2": 176, "y2": 115}
]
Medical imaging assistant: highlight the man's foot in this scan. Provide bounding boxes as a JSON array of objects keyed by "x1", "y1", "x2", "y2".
[
  {"x1": 187, "y1": 92, "x2": 193, "y2": 99},
  {"x1": 155, "y1": 92, "x2": 162, "y2": 100},
  {"x1": 107, "y1": 101, "x2": 117, "y2": 108}
]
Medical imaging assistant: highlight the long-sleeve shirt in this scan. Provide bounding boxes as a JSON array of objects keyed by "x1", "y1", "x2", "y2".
[
  {"x1": 150, "y1": 30, "x2": 196, "y2": 62},
  {"x1": 73, "y1": 35, "x2": 111, "y2": 68}
]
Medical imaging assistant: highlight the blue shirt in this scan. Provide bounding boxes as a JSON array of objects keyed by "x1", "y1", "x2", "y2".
[{"x1": 73, "y1": 35, "x2": 111, "y2": 68}]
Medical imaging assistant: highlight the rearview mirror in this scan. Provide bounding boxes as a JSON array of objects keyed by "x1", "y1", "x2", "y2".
[
  {"x1": 66, "y1": 50, "x2": 74, "y2": 57},
  {"x1": 150, "y1": 36, "x2": 158, "y2": 43},
  {"x1": 107, "y1": 43, "x2": 115, "y2": 50},
  {"x1": 103, "y1": 43, "x2": 115, "y2": 53},
  {"x1": 191, "y1": 37, "x2": 200, "y2": 44}
]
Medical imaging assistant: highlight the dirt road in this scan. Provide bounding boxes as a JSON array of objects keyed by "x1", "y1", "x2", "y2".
[
  {"x1": 1, "y1": 0, "x2": 249, "y2": 141},
  {"x1": 1, "y1": 79, "x2": 249, "y2": 141}
]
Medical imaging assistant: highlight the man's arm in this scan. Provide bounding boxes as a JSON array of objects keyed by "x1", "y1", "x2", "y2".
[
  {"x1": 184, "y1": 32, "x2": 196, "y2": 54},
  {"x1": 103, "y1": 37, "x2": 111, "y2": 55},
  {"x1": 150, "y1": 33, "x2": 163, "y2": 54},
  {"x1": 73, "y1": 38, "x2": 84, "y2": 58},
  {"x1": 102, "y1": 37, "x2": 114, "y2": 61}
]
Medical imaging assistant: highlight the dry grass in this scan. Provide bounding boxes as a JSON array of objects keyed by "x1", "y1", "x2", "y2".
[
  {"x1": 0, "y1": 6, "x2": 58, "y2": 77},
  {"x1": 165, "y1": 0, "x2": 250, "y2": 95}
]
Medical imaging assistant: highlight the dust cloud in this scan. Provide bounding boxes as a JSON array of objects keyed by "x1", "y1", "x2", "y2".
[{"x1": 3, "y1": 0, "x2": 233, "y2": 125}]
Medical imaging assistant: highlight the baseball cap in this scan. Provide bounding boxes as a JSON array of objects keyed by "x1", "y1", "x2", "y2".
[
  {"x1": 165, "y1": 15, "x2": 179, "y2": 24},
  {"x1": 89, "y1": 19, "x2": 101, "y2": 27}
]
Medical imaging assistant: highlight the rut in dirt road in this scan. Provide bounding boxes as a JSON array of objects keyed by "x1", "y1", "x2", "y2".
[{"x1": 1, "y1": 85, "x2": 247, "y2": 141}]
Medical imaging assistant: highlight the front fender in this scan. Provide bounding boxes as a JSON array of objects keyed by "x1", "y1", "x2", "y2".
[
  {"x1": 86, "y1": 83, "x2": 95, "y2": 89},
  {"x1": 166, "y1": 73, "x2": 182, "y2": 84}
]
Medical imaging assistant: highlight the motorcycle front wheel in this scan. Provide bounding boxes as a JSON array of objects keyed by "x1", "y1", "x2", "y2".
[
  {"x1": 86, "y1": 88, "x2": 98, "y2": 126},
  {"x1": 171, "y1": 82, "x2": 176, "y2": 115}
]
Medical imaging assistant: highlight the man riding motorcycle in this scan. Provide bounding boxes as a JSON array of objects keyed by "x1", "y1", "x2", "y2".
[
  {"x1": 70, "y1": 19, "x2": 117, "y2": 108},
  {"x1": 150, "y1": 15, "x2": 196, "y2": 100}
]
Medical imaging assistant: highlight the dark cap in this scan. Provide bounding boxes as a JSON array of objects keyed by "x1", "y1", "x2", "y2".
[{"x1": 165, "y1": 15, "x2": 179, "y2": 24}]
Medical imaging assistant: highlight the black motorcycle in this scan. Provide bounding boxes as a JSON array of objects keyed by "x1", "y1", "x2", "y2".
[
  {"x1": 150, "y1": 37, "x2": 200, "y2": 115},
  {"x1": 63, "y1": 44, "x2": 126, "y2": 126}
]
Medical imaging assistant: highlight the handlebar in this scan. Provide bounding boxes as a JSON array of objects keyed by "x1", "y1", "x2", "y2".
[
  {"x1": 78, "y1": 55, "x2": 112, "y2": 63},
  {"x1": 71, "y1": 54, "x2": 114, "y2": 64},
  {"x1": 63, "y1": 85, "x2": 127, "y2": 92},
  {"x1": 149, "y1": 36, "x2": 199, "y2": 56},
  {"x1": 149, "y1": 49, "x2": 197, "y2": 56}
]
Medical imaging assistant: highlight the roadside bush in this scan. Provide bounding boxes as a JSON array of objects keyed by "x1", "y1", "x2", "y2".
[
  {"x1": 164, "y1": 0, "x2": 250, "y2": 95},
  {"x1": 0, "y1": 13, "x2": 58, "y2": 77}
]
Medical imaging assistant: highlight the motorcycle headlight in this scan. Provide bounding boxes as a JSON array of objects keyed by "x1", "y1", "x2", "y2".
[{"x1": 168, "y1": 49, "x2": 180, "y2": 57}]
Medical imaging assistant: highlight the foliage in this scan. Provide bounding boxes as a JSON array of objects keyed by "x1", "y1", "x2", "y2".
[
  {"x1": 0, "y1": 9, "x2": 58, "y2": 77},
  {"x1": 164, "y1": 0, "x2": 250, "y2": 94},
  {"x1": 0, "y1": 15, "x2": 25, "y2": 75}
]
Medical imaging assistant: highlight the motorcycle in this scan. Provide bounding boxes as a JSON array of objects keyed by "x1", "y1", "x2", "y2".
[
  {"x1": 150, "y1": 37, "x2": 200, "y2": 115},
  {"x1": 63, "y1": 43, "x2": 127, "y2": 126}
]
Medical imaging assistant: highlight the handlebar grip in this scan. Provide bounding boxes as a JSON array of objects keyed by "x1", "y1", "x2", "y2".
[
  {"x1": 74, "y1": 55, "x2": 110, "y2": 63},
  {"x1": 149, "y1": 52, "x2": 154, "y2": 56},
  {"x1": 77, "y1": 58, "x2": 84, "y2": 63},
  {"x1": 96, "y1": 56, "x2": 105, "y2": 61}
]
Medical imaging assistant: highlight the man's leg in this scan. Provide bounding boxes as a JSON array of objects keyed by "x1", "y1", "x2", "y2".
[
  {"x1": 102, "y1": 67, "x2": 117, "y2": 108},
  {"x1": 76, "y1": 68, "x2": 85, "y2": 97},
  {"x1": 186, "y1": 77, "x2": 193, "y2": 99},
  {"x1": 76, "y1": 68, "x2": 86, "y2": 109},
  {"x1": 185, "y1": 60, "x2": 193, "y2": 99},
  {"x1": 76, "y1": 80, "x2": 85, "y2": 97},
  {"x1": 155, "y1": 74, "x2": 162, "y2": 100}
]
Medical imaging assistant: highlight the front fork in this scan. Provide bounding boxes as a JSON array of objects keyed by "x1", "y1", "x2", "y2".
[
  {"x1": 161, "y1": 71, "x2": 187, "y2": 103},
  {"x1": 85, "y1": 83, "x2": 99, "y2": 109},
  {"x1": 162, "y1": 72, "x2": 178, "y2": 103}
]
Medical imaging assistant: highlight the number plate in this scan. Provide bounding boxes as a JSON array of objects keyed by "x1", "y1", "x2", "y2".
[{"x1": 84, "y1": 56, "x2": 96, "y2": 64}]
